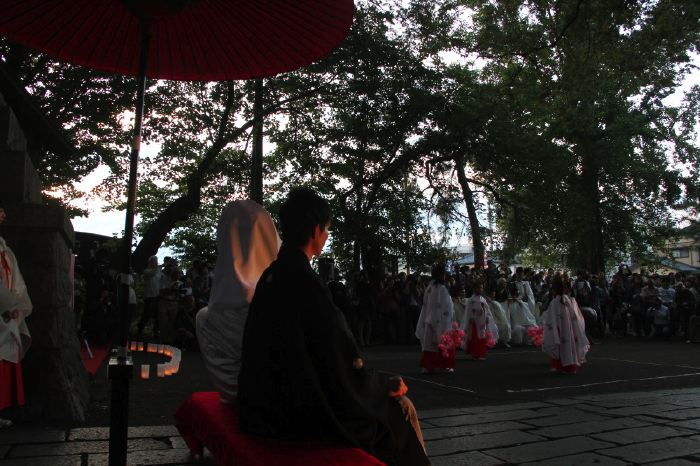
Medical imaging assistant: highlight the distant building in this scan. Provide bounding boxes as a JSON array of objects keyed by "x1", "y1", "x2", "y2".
[
  {"x1": 633, "y1": 222, "x2": 700, "y2": 275},
  {"x1": 663, "y1": 222, "x2": 700, "y2": 274}
]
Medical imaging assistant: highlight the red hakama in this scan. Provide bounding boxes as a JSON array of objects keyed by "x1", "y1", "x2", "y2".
[
  {"x1": 0, "y1": 359, "x2": 24, "y2": 411},
  {"x1": 550, "y1": 358, "x2": 577, "y2": 374},
  {"x1": 420, "y1": 349, "x2": 455, "y2": 370},
  {"x1": 466, "y1": 322, "x2": 488, "y2": 359}
]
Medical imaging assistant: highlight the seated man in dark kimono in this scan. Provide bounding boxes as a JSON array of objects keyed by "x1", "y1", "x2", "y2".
[{"x1": 238, "y1": 188, "x2": 430, "y2": 466}]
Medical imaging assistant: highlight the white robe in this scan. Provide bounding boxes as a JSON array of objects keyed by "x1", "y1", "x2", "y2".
[
  {"x1": 461, "y1": 295, "x2": 498, "y2": 346},
  {"x1": 515, "y1": 280, "x2": 536, "y2": 315},
  {"x1": 452, "y1": 297, "x2": 467, "y2": 328},
  {"x1": 196, "y1": 200, "x2": 280, "y2": 403},
  {"x1": 542, "y1": 295, "x2": 589, "y2": 367},
  {"x1": 415, "y1": 281, "x2": 454, "y2": 353},
  {"x1": 0, "y1": 236, "x2": 32, "y2": 364},
  {"x1": 487, "y1": 298, "x2": 511, "y2": 344},
  {"x1": 506, "y1": 298, "x2": 537, "y2": 345}
]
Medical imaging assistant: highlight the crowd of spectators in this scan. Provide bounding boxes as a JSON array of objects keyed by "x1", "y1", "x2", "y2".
[
  {"x1": 329, "y1": 261, "x2": 700, "y2": 347},
  {"x1": 73, "y1": 242, "x2": 699, "y2": 350},
  {"x1": 73, "y1": 242, "x2": 213, "y2": 350}
]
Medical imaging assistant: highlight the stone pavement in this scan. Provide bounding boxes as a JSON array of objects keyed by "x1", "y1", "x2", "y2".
[
  {"x1": 421, "y1": 386, "x2": 700, "y2": 465},
  {"x1": 4, "y1": 387, "x2": 700, "y2": 465}
]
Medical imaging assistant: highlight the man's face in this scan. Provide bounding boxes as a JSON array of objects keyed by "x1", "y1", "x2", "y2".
[
  {"x1": 0, "y1": 208, "x2": 5, "y2": 225},
  {"x1": 311, "y1": 223, "x2": 330, "y2": 257}
]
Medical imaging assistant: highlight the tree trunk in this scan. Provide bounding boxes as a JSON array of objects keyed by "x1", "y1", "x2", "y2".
[
  {"x1": 352, "y1": 173, "x2": 365, "y2": 272},
  {"x1": 455, "y1": 156, "x2": 485, "y2": 270},
  {"x1": 250, "y1": 79, "x2": 264, "y2": 204},
  {"x1": 580, "y1": 151, "x2": 605, "y2": 274}
]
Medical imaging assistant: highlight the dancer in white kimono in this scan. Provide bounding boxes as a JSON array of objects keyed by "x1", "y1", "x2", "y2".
[
  {"x1": 415, "y1": 264, "x2": 455, "y2": 373},
  {"x1": 452, "y1": 287, "x2": 467, "y2": 328},
  {"x1": 513, "y1": 267, "x2": 536, "y2": 315},
  {"x1": 196, "y1": 200, "x2": 280, "y2": 403},
  {"x1": 0, "y1": 203, "x2": 32, "y2": 428},
  {"x1": 486, "y1": 296, "x2": 511, "y2": 346},
  {"x1": 461, "y1": 282, "x2": 498, "y2": 360},
  {"x1": 542, "y1": 279, "x2": 589, "y2": 373},
  {"x1": 506, "y1": 284, "x2": 538, "y2": 345}
]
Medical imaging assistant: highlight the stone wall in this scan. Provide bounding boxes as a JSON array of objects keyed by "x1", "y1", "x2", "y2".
[{"x1": 0, "y1": 93, "x2": 89, "y2": 421}]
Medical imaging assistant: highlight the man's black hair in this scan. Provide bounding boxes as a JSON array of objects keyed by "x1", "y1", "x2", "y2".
[{"x1": 279, "y1": 187, "x2": 331, "y2": 248}]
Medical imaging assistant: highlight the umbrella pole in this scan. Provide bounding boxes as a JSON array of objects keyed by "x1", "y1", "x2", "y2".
[{"x1": 109, "y1": 23, "x2": 151, "y2": 466}]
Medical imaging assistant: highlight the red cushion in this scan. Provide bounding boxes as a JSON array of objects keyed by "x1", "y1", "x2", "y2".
[{"x1": 175, "y1": 392, "x2": 386, "y2": 466}]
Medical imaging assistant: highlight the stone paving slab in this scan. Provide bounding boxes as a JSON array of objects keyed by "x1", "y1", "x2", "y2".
[
  {"x1": 590, "y1": 425, "x2": 694, "y2": 445},
  {"x1": 425, "y1": 430, "x2": 542, "y2": 456},
  {"x1": 598, "y1": 435, "x2": 700, "y2": 464},
  {"x1": 429, "y1": 450, "x2": 504, "y2": 466},
  {"x1": 422, "y1": 421, "x2": 533, "y2": 441},
  {"x1": 548, "y1": 398, "x2": 586, "y2": 406},
  {"x1": 9, "y1": 437, "x2": 169, "y2": 458},
  {"x1": 87, "y1": 447, "x2": 202, "y2": 466},
  {"x1": 603, "y1": 403, "x2": 686, "y2": 417},
  {"x1": 668, "y1": 419, "x2": 700, "y2": 431},
  {"x1": 419, "y1": 402, "x2": 551, "y2": 419},
  {"x1": 170, "y1": 436, "x2": 188, "y2": 449},
  {"x1": 68, "y1": 425, "x2": 180, "y2": 441},
  {"x1": 0, "y1": 455, "x2": 82, "y2": 466},
  {"x1": 646, "y1": 460, "x2": 700, "y2": 466},
  {"x1": 520, "y1": 411, "x2": 608, "y2": 427},
  {"x1": 570, "y1": 403, "x2": 614, "y2": 414},
  {"x1": 485, "y1": 436, "x2": 615, "y2": 463},
  {"x1": 652, "y1": 408, "x2": 700, "y2": 421},
  {"x1": 428, "y1": 409, "x2": 548, "y2": 427},
  {"x1": 572, "y1": 396, "x2": 663, "y2": 406},
  {"x1": 633, "y1": 415, "x2": 675, "y2": 424},
  {"x1": 528, "y1": 417, "x2": 650, "y2": 439},
  {"x1": 666, "y1": 399, "x2": 700, "y2": 409},
  {"x1": 521, "y1": 452, "x2": 630, "y2": 466},
  {"x1": 0, "y1": 429, "x2": 66, "y2": 445}
]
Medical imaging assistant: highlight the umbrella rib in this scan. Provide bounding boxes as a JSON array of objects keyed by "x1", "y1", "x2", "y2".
[
  {"x1": 204, "y1": 1, "x2": 257, "y2": 80},
  {"x1": 232, "y1": 1, "x2": 283, "y2": 77},
  {"x1": 80, "y1": 3, "x2": 113, "y2": 71},
  {"x1": 184, "y1": 6, "x2": 214, "y2": 80},
  {"x1": 111, "y1": 9, "x2": 133, "y2": 77}
]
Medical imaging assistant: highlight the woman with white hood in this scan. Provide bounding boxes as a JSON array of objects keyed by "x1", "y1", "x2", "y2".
[
  {"x1": 462, "y1": 282, "x2": 498, "y2": 360},
  {"x1": 485, "y1": 295, "x2": 511, "y2": 347},
  {"x1": 542, "y1": 278, "x2": 590, "y2": 374},
  {"x1": 415, "y1": 263, "x2": 455, "y2": 373},
  {"x1": 0, "y1": 202, "x2": 32, "y2": 428},
  {"x1": 506, "y1": 283, "x2": 538, "y2": 345},
  {"x1": 196, "y1": 200, "x2": 280, "y2": 403}
]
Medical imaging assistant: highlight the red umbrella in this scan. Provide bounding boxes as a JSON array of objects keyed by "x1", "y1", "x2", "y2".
[
  {"x1": 0, "y1": 1, "x2": 353, "y2": 464},
  {"x1": 1, "y1": 0, "x2": 353, "y2": 80}
]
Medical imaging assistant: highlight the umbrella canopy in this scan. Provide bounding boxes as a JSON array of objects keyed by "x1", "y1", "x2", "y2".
[{"x1": 1, "y1": 0, "x2": 354, "y2": 81}]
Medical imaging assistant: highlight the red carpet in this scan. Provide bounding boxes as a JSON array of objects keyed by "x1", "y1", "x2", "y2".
[
  {"x1": 175, "y1": 392, "x2": 385, "y2": 466},
  {"x1": 80, "y1": 343, "x2": 110, "y2": 375}
]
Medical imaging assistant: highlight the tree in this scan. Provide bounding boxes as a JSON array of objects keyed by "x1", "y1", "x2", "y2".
[
  {"x1": 463, "y1": 0, "x2": 700, "y2": 273},
  {"x1": 265, "y1": 2, "x2": 445, "y2": 275}
]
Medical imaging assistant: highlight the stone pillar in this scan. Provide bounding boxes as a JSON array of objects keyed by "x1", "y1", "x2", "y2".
[{"x1": 0, "y1": 93, "x2": 89, "y2": 421}]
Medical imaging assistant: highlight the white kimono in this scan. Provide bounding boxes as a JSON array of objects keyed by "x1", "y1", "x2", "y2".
[
  {"x1": 486, "y1": 298, "x2": 511, "y2": 344},
  {"x1": 415, "y1": 281, "x2": 454, "y2": 353},
  {"x1": 515, "y1": 279, "x2": 536, "y2": 315},
  {"x1": 196, "y1": 200, "x2": 280, "y2": 403},
  {"x1": 0, "y1": 237, "x2": 32, "y2": 364},
  {"x1": 461, "y1": 295, "x2": 498, "y2": 346},
  {"x1": 506, "y1": 298, "x2": 537, "y2": 345},
  {"x1": 542, "y1": 295, "x2": 589, "y2": 367},
  {"x1": 452, "y1": 297, "x2": 467, "y2": 328}
]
